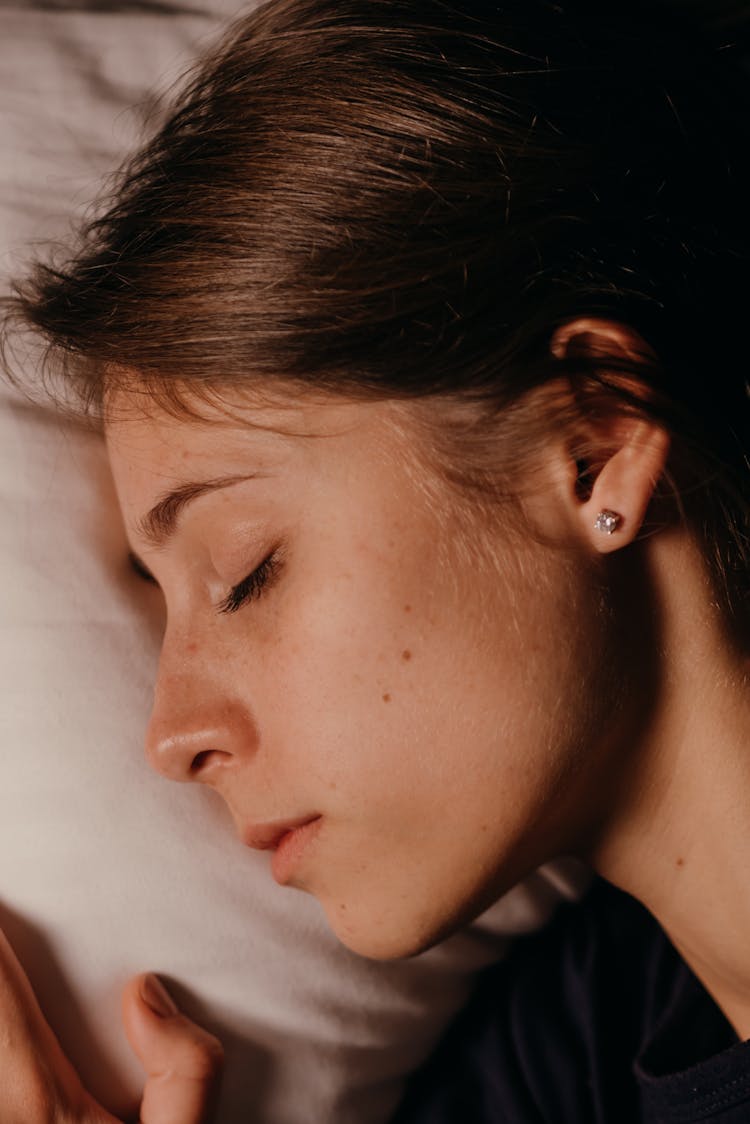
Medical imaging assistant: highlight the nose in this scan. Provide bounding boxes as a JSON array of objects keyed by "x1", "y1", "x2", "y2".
[{"x1": 145, "y1": 668, "x2": 257, "y2": 785}]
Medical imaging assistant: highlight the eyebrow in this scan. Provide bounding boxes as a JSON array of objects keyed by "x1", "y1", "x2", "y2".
[{"x1": 130, "y1": 473, "x2": 260, "y2": 574}]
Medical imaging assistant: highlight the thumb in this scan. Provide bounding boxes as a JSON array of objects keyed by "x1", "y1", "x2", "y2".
[{"x1": 122, "y1": 973, "x2": 223, "y2": 1124}]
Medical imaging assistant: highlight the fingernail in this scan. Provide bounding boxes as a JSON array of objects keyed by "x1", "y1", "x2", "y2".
[{"x1": 141, "y1": 973, "x2": 179, "y2": 1018}]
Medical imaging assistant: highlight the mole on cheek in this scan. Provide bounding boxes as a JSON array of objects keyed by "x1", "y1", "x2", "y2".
[
  {"x1": 382, "y1": 693, "x2": 391, "y2": 702},
  {"x1": 401, "y1": 649, "x2": 412, "y2": 661}
]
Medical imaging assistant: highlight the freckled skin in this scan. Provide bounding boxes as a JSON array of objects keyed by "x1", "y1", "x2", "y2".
[{"x1": 106, "y1": 389, "x2": 636, "y2": 960}]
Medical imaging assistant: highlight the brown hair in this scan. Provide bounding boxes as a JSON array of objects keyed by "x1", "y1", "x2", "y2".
[{"x1": 3, "y1": 0, "x2": 750, "y2": 619}]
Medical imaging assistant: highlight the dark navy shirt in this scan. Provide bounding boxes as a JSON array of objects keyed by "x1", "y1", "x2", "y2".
[{"x1": 391, "y1": 877, "x2": 750, "y2": 1123}]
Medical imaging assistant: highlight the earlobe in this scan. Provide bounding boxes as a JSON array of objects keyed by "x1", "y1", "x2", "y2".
[
  {"x1": 548, "y1": 317, "x2": 670, "y2": 556},
  {"x1": 578, "y1": 419, "x2": 670, "y2": 555}
]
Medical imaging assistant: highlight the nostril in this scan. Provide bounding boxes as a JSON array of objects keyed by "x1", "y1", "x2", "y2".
[
  {"x1": 189, "y1": 749, "x2": 233, "y2": 776},
  {"x1": 190, "y1": 750, "x2": 213, "y2": 774}
]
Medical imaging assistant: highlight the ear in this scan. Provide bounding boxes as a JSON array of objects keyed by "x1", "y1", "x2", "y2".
[{"x1": 549, "y1": 317, "x2": 670, "y2": 555}]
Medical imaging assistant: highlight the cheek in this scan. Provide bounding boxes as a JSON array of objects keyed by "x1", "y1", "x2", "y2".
[
  {"x1": 239, "y1": 528, "x2": 484, "y2": 841},
  {"x1": 239, "y1": 525, "x2": 611, "y2": 957},
  {"x1": 259, "y1": 531, "x2": 598, "y2": 807},
  {"x1": 260, "y1": 566, "x2": 428, "y2": 780}
]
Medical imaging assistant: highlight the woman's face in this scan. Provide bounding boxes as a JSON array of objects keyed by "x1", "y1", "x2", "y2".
[{"x1": 105, "y1": 386, "x2": 621, "y2": 959}]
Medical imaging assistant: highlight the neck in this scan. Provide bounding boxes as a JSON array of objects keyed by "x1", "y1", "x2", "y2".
[{"x1": 584, "y1": 531, "x2": 750, "y2": 1039}]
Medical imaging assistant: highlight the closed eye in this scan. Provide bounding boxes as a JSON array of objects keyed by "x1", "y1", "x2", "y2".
[
  {"x1": 126, "y1": 548, "x2": 283, "y2": 614},
  {"x1": 128, "y1": 551, "x2": 158, "y2": 585},
  {"x1": 216, "y1": 550, "x2": 283, "y2": 614}
]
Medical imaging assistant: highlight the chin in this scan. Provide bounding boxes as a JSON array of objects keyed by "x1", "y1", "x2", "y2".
[
  {"x1": 331, "y1": 922, "x2": 445, "y2": 962},
  {"x1": 321, "y1": 896, "x2": 470, "y2": 962},
  {"x1": 315, "y1": 858, "x2": 532, "y2": 960}
]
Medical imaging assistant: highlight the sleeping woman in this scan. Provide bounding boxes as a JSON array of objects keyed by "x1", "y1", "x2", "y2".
[{"x1": 1, "y1": 1, "x2": 749, "y2": 1121}]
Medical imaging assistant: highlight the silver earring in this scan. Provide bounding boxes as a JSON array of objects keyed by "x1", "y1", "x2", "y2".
[{"x1": 594, "y1": 509, "x2": 622, "y2": 535}]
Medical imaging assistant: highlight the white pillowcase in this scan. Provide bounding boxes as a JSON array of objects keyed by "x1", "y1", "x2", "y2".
[{"x1": 0, "y1": 3, "x2": 591, "y2": 1121}]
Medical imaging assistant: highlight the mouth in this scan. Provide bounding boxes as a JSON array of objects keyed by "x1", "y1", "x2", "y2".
[{"x1": 242, "y1": 815, "x2": 323, "y2": 884}]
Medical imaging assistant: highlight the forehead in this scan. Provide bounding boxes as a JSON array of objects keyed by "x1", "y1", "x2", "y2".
[{"x1": 103, "y1": 385, "x2": 425, "y2": 504}]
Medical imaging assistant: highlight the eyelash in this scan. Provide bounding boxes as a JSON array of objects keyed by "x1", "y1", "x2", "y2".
[
  {"x1": 216, "y1": 549, "x2": 282, "y2": 615},
  {"x1": 129, "y1": 548, "x2": 283, "y2": 615}
]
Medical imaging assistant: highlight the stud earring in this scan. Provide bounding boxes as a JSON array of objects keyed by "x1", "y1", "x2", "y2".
[{"x1": 594, "y1": 509, "x2": 622, "y2": 535}]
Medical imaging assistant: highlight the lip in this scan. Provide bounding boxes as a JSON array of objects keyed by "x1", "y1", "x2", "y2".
[{"x1": 242, "y1": 814, "x2": 323, "y2": 884}]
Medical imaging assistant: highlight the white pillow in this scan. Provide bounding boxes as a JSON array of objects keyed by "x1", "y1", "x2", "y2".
[{"x1": 0, "y1": 4, "x2": 591, "y2": 1121}]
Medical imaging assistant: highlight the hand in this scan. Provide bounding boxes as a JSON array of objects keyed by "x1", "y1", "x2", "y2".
[{"x1": 0, "y1": 925, "x2": 223, "y2": 1123}]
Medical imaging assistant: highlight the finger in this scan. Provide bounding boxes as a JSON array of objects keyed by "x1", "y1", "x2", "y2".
[
  {"x1": 122, "y1": 974, "x2": 223, "y2": 1124},
  {"x1": 0, "y1": 927, "x2": 113, "y2": 1120}
]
